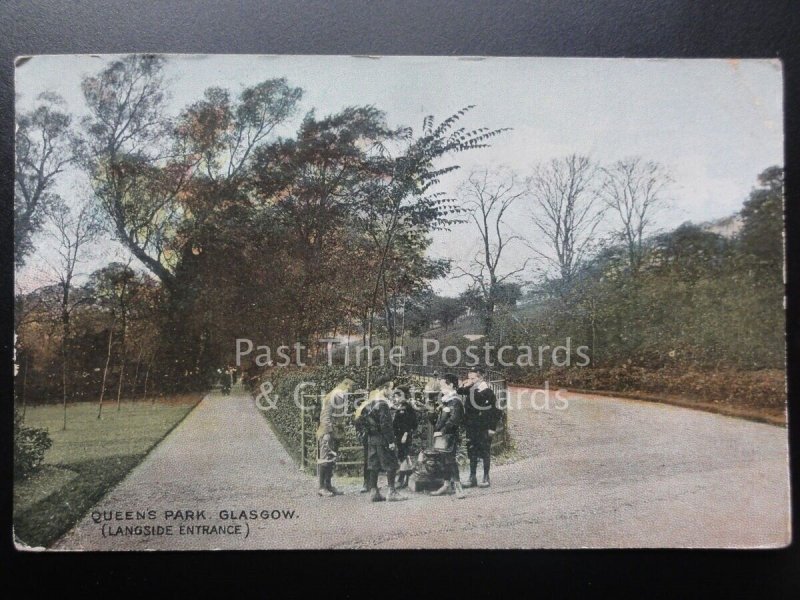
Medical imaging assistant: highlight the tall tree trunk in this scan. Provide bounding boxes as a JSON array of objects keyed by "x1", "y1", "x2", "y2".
[
  {"x1": 483, "y1": 273, "x2": 497, "y2": 336},
  {"x1": 345, "y1": 313, "x2": 352, "y2": 366},
  {"x1": 361, "y1": 308, "x2": 368, "y2": 347},
  {"x1": 61, "y1": 308, "x2": 70, "y2": 430},
  {"x1": 21, "y1": 357, "x2": 29, "y2": 421},
  {"x1": 384, "y1": 303, "x2": 392, "y2": 346},
  {"x1": 382, "y1": 276, "x2": 395, "y2": 348},
  {"x1": 484, "y1": 299, "x2": 495, "y2": 336},
  {"x1": 365, "y1": 209, "x2": 403, "y2": 390},
  {"x1": 397, "y1": 297, "x2": 406, "y2": 375},
  {"x1": 365, "y1": 310, "x2": 374, "y2": 390},
  {"x1": 97, "y1": 327, "x2": 114, "y2": 419},
  {"x1": 143, "y1": 361, "x2": 152, "y2": 404},
  {"x1": 115, "y1": 346, "x2": 126, "y2": 411},
  {"x1": 590, "y1": 298, "x2": 598, "y2": 367},
  {"x1": 61, "y1": 335, "x2": 68, "y2": 430},
  {"x1": 131, "y1": 346, "x2": 144, "y2": 399}
]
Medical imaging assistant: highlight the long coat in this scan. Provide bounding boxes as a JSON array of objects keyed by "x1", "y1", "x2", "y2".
[
  {"x1": 434, "y1": 392, "x2": 464, "y2": 438},
  {"x1": 316, "y1": 381, "x2": 350, "y2": 440},
  {"x1": 461, "y1": 383, "x2": 501, "y2": 433}
]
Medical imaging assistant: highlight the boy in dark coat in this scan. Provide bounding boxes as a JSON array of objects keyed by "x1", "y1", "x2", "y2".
[
  {"x1": 430, "y1": 373, "x2": 466, "y2": 499},
  {"x1": 363, "y1": 376, "x2": 407, "y2": 502},
  {"x1": 460, "y1": 368, "x2": 501, "y2": 488},
  {"x1": 354, "y1": 394, "x2": 373, "y2": 493},
  {"x1": 392, "y1": 388, "x2": 418, "y2": 489}
]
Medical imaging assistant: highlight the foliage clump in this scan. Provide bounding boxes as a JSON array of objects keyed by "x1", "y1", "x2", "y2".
[{"x1": 14, "y1": 411, "x2": 53, "y2": 480}]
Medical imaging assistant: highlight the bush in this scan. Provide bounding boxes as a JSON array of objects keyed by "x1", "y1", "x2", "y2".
[
  {"x1": 509, "y1": 366, "x2": 786, "y2": 411},
  {"x1": 14, "y1": 410, "x2": 53, "y2": 480},
  {"x1": 254, "y1": 364, "x2": 512, "y2": 474},
  {"x1": 254, "y1": 365, "x2": 409, "y2": 464}
]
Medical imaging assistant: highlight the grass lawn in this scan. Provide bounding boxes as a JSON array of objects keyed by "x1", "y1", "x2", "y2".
[{"x1": 13, "y1": 394, "x2": 202, "y2": 549}]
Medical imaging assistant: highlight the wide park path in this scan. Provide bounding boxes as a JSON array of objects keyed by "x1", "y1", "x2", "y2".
[{"x1": 54, "y1": 386, "x2": 790, "y2": 550}]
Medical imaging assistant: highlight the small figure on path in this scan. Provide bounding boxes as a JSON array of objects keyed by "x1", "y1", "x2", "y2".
[
  {"x1": 430, "y1": 374, "x2": 466, "y2": 499},
  {"x1": 219, "y1": 367, "x2": 232, "y2": 395},
  {"x1": 316, "y1": 378, "x2": 355, "y2": 497}
]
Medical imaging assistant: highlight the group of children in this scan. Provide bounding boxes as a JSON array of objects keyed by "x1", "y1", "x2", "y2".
[{"x1": 315, "y1": 368, "x2": 501, "y2": 502}]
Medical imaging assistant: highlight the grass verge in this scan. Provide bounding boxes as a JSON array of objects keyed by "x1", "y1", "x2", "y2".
[{"x1": 13, "y1": 394, "x2": 202, "y2": 549}]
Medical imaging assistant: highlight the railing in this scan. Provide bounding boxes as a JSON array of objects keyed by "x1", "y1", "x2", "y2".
[
  {"x1": 298, "y1": 365, "x2": 509, "y2": 472},
  {"x1": 299, "y1": 390, "x2": 370, "y2": 472}
]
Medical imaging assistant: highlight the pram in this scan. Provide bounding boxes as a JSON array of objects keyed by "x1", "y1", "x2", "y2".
[
  {"x1": 412, "y1": 449, "x2": 449, "y2": 492},
  {"x1": 411, "y1": 434, "x2": 455, "y2": 492},
  {"x1": 409, "y1": 381, "x2": 453, "y2": 492}
]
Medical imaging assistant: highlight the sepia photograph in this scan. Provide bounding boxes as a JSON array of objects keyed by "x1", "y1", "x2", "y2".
[{"x1": 12, "y1": 54, "x2": 788, "y2": 550}]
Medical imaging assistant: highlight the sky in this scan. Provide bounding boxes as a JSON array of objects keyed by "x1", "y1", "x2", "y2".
[{"x1": 15, "y1": 55, "x2": 783, "y2": 295}]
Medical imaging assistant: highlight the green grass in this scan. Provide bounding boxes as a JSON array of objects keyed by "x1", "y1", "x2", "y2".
[{"x1": 13, "y1": 395, "x2": 202, "y2": 549}]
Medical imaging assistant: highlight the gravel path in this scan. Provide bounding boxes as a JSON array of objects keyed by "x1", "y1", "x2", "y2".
[{"x1": 53, "y1": 387, "x2": 790, "y2": 550}]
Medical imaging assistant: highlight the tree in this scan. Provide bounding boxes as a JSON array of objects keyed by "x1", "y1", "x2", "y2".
[
  {"x1": 431, "y1": 296, "x2": 465, "y2": 331},
  {"x1": 402, "y1": 289, "x2": 437, "y2": 336},
  {"x1": 162, "y1": 77, "x2": 303, "y2": 381},
  {"x1": 493, "y1": 281, "x2": 522, "y2": 307},
  {"x1": 738, "y1": 165, "x2": 783, "y2": 281},
  {"x1": 252, "y1": 106, "x2": 405, "y2": 345},
  {"x1": 79, "y1": 55, "x2": 180, "y2": 288},
  {"x1": 88, "y1": 263, "x2": 145, "y2": 417},
  {"x1": 15, "y1": 93, "x2": 75, "y2": 266},
  {"x1": 457, "y1": 169, "x2": 528, "y2": 335},
  {"x1": 80, "y1": 56, "x2": 303, "y2": 290},
  {"x1": 354, "y1": 106, "x2": 505, "y2": 356},
  {"x1": 649, "y1": 223, "x2": 729, "y2": 281},
  {"x1": 600, "y1": 157, "x2": 671, "y2": 274},
  {"x1": 80, "y1": 56, "x2": 305, "y2": 385},
  {"x1": 374, "y1": 239, "x2": 449, "y2": 347},
  {"x1": 177, "y1": 80, "x2": 302, "y2": 183},
  {"x1": 252, "y1": 104, "x2": 506, "y2": 365},
  {"x1": 733, "y1": 165, "x2": 784, "y2": 367},
  {"x1": 527, "y1": 155, "x2": 604, "y2": 288},
  {"x1": 458, "y1": 287, "x2": 485, "y2": 316},
  {"x1": 44, "y1": 197, "x2": 101, "y2": 429}
]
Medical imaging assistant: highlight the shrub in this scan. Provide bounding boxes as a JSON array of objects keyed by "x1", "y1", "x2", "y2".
[
  {"x1": 256, "y1": 365, "x2": 470, "y2": 472},
  {"x1": 254, "y1": 365, "x2": 410, "y2": 466},
  {"x1": 510, "y1": 366, "x2": 786, "y2": 411},
  {"x1": 14, "y1": 410, "x2": 53, "y2": 480}
]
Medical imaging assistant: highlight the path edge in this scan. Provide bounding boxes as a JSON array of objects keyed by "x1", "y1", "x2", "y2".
[
  {"x1": 509, "y1": 384, "x2": 787, "y2": 427},
  {"x1": 38, "y1": 392, "x2": 209, "y2": 552}
]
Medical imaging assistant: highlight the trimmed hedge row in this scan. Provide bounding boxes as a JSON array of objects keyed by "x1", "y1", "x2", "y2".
[{"x1": 250, "y1": 366, "x2": 419, "y2": 472}]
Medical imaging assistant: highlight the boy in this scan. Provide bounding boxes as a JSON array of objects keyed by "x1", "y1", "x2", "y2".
[
  {"x1": 392, "y1": 387, "x2": 417, "y2": 489},
  {"x1": 430, "y1": 373, "x2": 466, "y2": 499},
  {"x1": 460, "y1": 367, "x2": 501, "y2": 488},
  {"x1": 363, "y1": 376, "x2": 407, "y2": 502},
  {"x1": 316, "y1": 378, "x2": 355, "y2": 497}
]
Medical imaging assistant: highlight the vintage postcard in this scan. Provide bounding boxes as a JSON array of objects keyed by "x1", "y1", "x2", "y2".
[{"x1": 13, "y1": 54, "x2": 789, "y2": 550}]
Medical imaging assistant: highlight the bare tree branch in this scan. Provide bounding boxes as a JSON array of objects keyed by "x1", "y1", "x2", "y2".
[
  {"x1": 458, "y1": 168, "x2": 527, "y2": 334},
  {"x1": 599, "y1": 157, "x2": 672, "y2": 273},
  {"x1": 526, "y1": 154, "x2": 605, "y2": 286}
]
